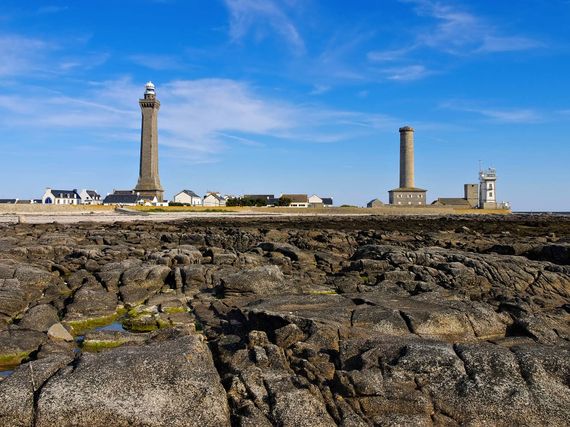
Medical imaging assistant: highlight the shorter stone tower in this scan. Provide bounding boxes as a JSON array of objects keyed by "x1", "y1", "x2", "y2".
[
  {"x1": 464, "y1": 184, "x2": 479, "y2": 208},
  {"x1": 399, "y1": 126, "x2": 415, "y2": 188},
  {"x1": 479, "y1": 168, "x2": 497, "y2": 209},
  {"x1": 389, "y1": 126, "x2": 427, "y2": 206}
]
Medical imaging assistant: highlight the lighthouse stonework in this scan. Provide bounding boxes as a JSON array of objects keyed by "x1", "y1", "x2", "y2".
[
  {"x1": 388, "y1": 126, "x2": 427, "y2": 206},
  {"x1": 134, "y1": 81, "x2": 164, "y2": 202}
]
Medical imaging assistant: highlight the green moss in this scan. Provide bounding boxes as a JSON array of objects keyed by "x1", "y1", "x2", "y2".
[
  {"x1": 308, "y1": 290, "x2": 339, "y2": 295},
  {"x1": 0, "y1": 351, "x2": 30, "y2": 369},
  {"x1": 359, "y1": 275, "x2": 370, "y2": 283},
  {"x1": 81, "y1": 339, "x2": 128, "y2": 352},
  {"x1": 161, "y1": 306, "x2": 187, "y2": 314},
  {"x1": 156, "y1": 318, "x2": 172, "y2": 329},
  {"x1": 64, "y1": 313, "x2": 121, "y2": 335},
  {"x1": 194, "y1": 319, "x2": 204, "y2": 332},
  {"x1": 122, "y1": 314, "x2": 158, "y2": 332},
  {"x1": 127, "y1": 306, "x2": 155, "y2": 317}
]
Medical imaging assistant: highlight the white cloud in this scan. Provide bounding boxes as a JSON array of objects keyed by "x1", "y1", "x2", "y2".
[
  {"x1": 224, "y1": 0, "x2": 305, "y2": 53},
  {"x1": 383, "y1": 65, "x2": 431, "y2": 81},
  {"x1": 476, "y1": 36, "x2": 543, "y2": 53},
  {"x1": 0, "y1": 32, "x2": 109, "y2": 77},
  {"x1": 367, "y1": 47, "x2": 413, "y2": 63},
  {"x1": 442, "y1": 101, "x2": 543, "y2": 124},
  {"x1": 401, "y1": 0, "x2": 543, "y2": 55},
  {"x1": 0, "y1": 35, "x2": 51, "y2": 77},
  {"x1": 310, "y1": 84, "x2": 331, "y2": 95},
  {"x1": 364, "y1": 1, "x2": 542, "y2": 82},
  {"x1": 0, "y1": 78, "x2": 401, "y2": 162}
]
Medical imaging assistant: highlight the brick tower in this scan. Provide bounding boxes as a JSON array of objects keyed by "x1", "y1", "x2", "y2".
[{"x1": 134, "y1": 81, "x2": 164, "y2": 202}]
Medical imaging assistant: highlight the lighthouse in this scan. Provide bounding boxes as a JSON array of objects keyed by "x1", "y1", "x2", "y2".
[
  {"x1": 479, "y1": 168, "x2": 497, "y2": 209},
  {"x1": 134, "y1": 81, "x2": 164, "y2": 202},
  {"x1": 388, "y1": 126, "x2": 427, "y2": 206}
]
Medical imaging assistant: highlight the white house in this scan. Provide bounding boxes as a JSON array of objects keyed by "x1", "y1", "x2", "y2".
[
  {"x1": 173, "y1": 190, "x2": 202, "y2": 206},
  {"x1": 78, "y1": 189, "x2": 102, "y2": 205},
  {"x1": 42, "y1": 188, "x2": 80, "y2": 205},
  {"x1": 308, "y1": 195, "x2": 334, "y2": 208},
  {"x1": 308, "y1": 195, "x2": 323, "y2": 208},
  {"x1": 203, "y1": 192, "x2": 226, "y2": 207}
]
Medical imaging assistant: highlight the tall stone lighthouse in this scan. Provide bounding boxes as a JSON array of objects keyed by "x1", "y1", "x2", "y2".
[{"x1": 134, "y1": 81, "x2": 164, "y2": 202}]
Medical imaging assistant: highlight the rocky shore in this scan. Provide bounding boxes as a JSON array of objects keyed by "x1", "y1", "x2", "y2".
[{"x1": 0, "y1": 215, "x2": 568, "y2": 426}]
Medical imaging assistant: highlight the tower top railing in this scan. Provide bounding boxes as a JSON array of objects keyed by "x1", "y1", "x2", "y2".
[{"x1": 480, "y1": 168, "x2": 496, "y2": 179}]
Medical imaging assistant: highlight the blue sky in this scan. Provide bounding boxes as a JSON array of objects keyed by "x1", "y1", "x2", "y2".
[{"x1": 1, "y1": 0, "x2": 569, "y2": 210}]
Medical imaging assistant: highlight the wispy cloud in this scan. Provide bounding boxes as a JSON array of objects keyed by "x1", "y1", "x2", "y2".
[
  {"x1": 365, "y1": 1, "x2": 542, "y2": 83},
  {"x1": 382, "y1": 64, "x2": 432, "y2": 81},
  {"x1": 309, "y1": 84, "x2": 331, "y2": 95},
  {"x1": 400, "y1": 0, "x2": 543, "y2": 55},
  {"x1": 0, "y1": 32, "x2": 109, "y2": 77},
  {"x1": 367, "y1": 47, "x2": 413, "y2": 62},
  {"x1": 0, "y1": 78, "x2": 401, "y2": 162},
  {"x1": 0, "y1": 34, "x2": 52, "y2": 77},
  {"x1": 442, "y1": 100, "x2": 544, "y2": 124},
  {"x1": 476, "y1": 36, "x2": 543, "y2": 53},
  {"x1": 224, "y1": 0, "x2": 305, "y2": 54}
]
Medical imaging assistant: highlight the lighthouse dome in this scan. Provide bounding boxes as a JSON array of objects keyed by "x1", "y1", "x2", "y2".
[{"x1": 145, "y1": 81, "x2": 156, "y2": 95}]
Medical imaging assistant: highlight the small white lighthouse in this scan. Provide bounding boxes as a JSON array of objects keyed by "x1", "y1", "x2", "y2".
[{"x1": 479, "y1": 168, "x2": 497, "y2": 209}]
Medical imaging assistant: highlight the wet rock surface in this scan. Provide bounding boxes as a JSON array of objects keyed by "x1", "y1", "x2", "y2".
[{"x1": 0, "y1": 214, "x2": 568, "y2": 426}]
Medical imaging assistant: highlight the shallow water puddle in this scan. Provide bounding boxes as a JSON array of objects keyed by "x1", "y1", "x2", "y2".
[
  {"x1": 95, "y1": 321, "x2": 126, "y2": 332},
  {"x1": 0, "y1": 369, "x2": 14, "y2": 379}
]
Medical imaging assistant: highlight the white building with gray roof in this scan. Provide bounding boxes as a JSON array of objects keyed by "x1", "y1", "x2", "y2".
[
  {"x1": 173, "y1": 190, "x2": 202, "y2": 206},
  {"x1": 42, "y1": 188, "x2": 81, "y2": 205}
]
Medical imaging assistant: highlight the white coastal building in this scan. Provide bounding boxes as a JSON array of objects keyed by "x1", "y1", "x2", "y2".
[
  {"x1": 203, "y1": 192, "x2": 226, "y2": 207},
  {"x1": 42, "y1": 188, "x2": 81, "y2": 205},
  {"x1": 479, "y1": 168, "x2": 497, "y2": 209},
  {"x1": 78, "y1": 189, "x2": 102, "y2": 205},
  {"x1": 308, "y1": 195, "x2": 334, "y2": 208},
  {"x1": 173, "y1": 190, "x2": 202, "y2": 206}
]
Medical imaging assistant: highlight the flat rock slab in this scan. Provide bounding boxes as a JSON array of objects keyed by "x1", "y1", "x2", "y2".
[{"x1": 36, "y1": 334, "x2": 230, "y2": 427}]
